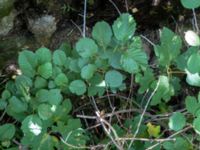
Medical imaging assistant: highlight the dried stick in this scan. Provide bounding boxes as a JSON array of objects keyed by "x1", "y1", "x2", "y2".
[
  {"x1": 83, "y1": 0, "x2": 87, "y2": 37},
  {"x1": 192, "y1": 8, "x2": 199, "y2": 33}
]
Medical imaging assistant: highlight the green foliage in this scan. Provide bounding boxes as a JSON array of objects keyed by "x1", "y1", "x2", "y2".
[{"x1": 1, "y1": 11, "x2": 200, "y2": 149}]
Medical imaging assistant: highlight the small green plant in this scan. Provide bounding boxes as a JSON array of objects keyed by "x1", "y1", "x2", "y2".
[{"x1": 1, "y1": 11, "x2": 200, "y2": 149}]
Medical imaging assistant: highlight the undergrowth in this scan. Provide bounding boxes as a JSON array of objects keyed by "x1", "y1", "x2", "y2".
[{"x1": 1, "y1": 0, "x2": 200, "y2": 150}]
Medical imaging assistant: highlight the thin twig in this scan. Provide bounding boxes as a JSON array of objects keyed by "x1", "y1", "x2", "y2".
[
  {"x1": 90, "y1": 96, "x2": 123, "y2": 149},
  {"x1": 140, "y1": 35, "x2": 156, "y2": 47},
  {"x1": 0, "y1": 109, "x2": 6, "y2": 121},
  {"x1": 109, "y1": 0, "x2": 121, "y2": 15},
  {"x1": 70, "y1": 20, "x2": 83, "y2": 35},
  {"x1": 96, "y1": 111, "x2": 123, "y2": 150},
  {"x1": 60, "y1": 136, "x2": 90, "y2": 149},
  {"x1": 192, "y1": 8, "x2": 199, "y2": 33},
  {"x1": 76, "y1": 108, "x2": 152, "y2": 120},
  {"x1": 83, "y1": 0, "x2": 87, "y2": 37},
  {"x1": 125, "y1": 0, "x2": 129, "y2": 12},
  {"x1": 117, "y1": 137, "x2": 176, "y2": 142},
  {"x1": 128, "y1": 78, "x2": 160, "y2": 149}
]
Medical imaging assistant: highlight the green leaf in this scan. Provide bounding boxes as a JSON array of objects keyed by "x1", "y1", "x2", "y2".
[
  {"x1": 52, "y1": 121, "x2": 87, "y2": 148},
  {"x1": 120, "y1": 37, "x2": 147, "y2": 73},
  {"x1": 163, "y1": 137, "x2": 191, "y2": 150},
  {"x1": 69, "y1": 80, "x2": 86, "y2": 95},
  {"x1": 0, "y1": 124, "x2": 15, "y2": 141},
  {"x1": 154, "y1": 27, "x2": 182, "y2": 66},
  {"x1": 2, "y1": 90, "x2": 11, "y2": 100},
  {"x1": 0, "y1": 99, "x2": 7, "y2": 110},
  {"x1": 187, "y1": 52, "x2": 200, "y2": 73},
  {"x1": 36, "y1": 47, "x2": 52, "y2": 64},
  {"x1": 112, "y1": 13, "x2": 136, "y2": 41},
  {"x1": 37, "y1": 133, "x2": 59, "y2": 150},
  {"x1": 55, "y1": 73, "x2": 68, "y2": 87},
  {"x1": 169, "y1": 112, "x2": 186, "y2": 131},
  {"x1": 193, "y1": 116, "x2": 200, "y2": 134},
  {"x1": 185, "y1": 69, "x2": 200, "y2": 87},
  {"x1": 147, "y1": 122, "x2": 160, "y2": 138},
  {"x1": 87, "y1": 73, "x2": 105, "y2": 96},
  {"x1": 185, "y1": 96, "x2": 200, "y2": 115},
  {"x1": 135, "y1": 68, "x2": 155, "y2": 93},
  {"x1": 120, "y1": 54, "x2": 138, "y2": 73},
  {"x1": 105, "y1": 70, "x2": 123, "y2": 88},
  {"x1": 53, "y1": 99, "x2": 72, "y2": 122},
  {"x1": 34, "y1": 76, "x2": 47, "y2": 89},
  {"x1": 8, "y1": 96, "x2": 27, "y2": 113},
  {"x1": 18, "y1": 50, "x2": 38, "y2": 78},
  {"x1": 38, "y1": 103, "x2": 53, "y2": 120},
  {"x1": 15, "y1": 75, "x2": 32, "y2": 100},
  {"x1": 59, "y1": 42, "x2": 72, "y2": 56},
  {"x1": 36, "y1": 89, "x2": 62, "y2": 105},
  {"x1": 69, "y1": 58, "x2": 80, "y2": 73},
  {"x1": 180, "y1": 0, "x2": 200, "y2": 9},
  {"x1": 176, "y1": 47, "x2": 198, "y2": 70},
  {"x1": 151, "y1": 76, "x2": 174, "y2": 105},
  {"x1": 76, "y1": 38, "x2": 98, "y2": 58},
  {"x1": 48, "y1": 89, "x2": 62, "y2": 105},
  {"x1": 21, "y1": 115, "x2": 43, "y2": 136},
  {"x1": 38, "y1": 62, "x2": 53, "y2": 79},
  {"x1": 108, "y1": 51, "x2": 122, "y2": 69},
  {"x1": 36, "y1": 89, "x2": 49, "y2": 103},
  {"x1": 92, "y1": 21, "x2": 112, "y2": 47},
  {"x1": 53, "y1": 50, "x2": 67, "y2": 66},
  {"x1": 78, "y1": 58, "x2": 89, "y2": 69},
  {"x1": 81, "y1": 64, "x2": 96, "y2": 80}
]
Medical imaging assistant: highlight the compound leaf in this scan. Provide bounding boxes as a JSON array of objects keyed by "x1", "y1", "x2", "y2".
[{"x1": 154, "y1": 27, "x2": 182, "y2": 66}]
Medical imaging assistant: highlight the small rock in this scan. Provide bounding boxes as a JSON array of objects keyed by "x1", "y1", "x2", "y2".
[
  {"x1": 0, "y1": 10, "x2": 16, "y2": 36},
  {"x1": 28, "y1": 15, "x2": 57, "y2": 45}
]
